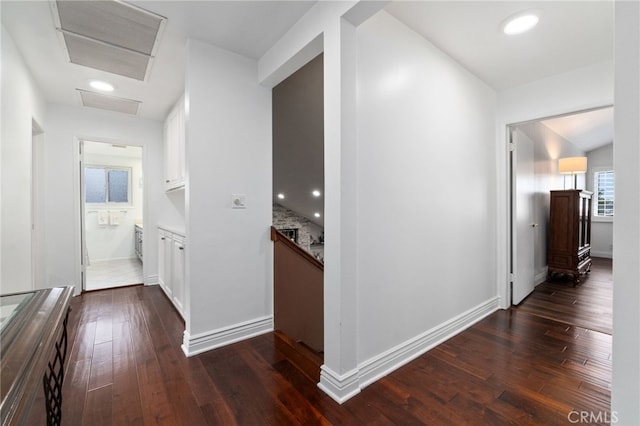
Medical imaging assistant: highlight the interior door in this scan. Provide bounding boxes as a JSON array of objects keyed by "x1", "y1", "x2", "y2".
[
  {"x1": 79, "y1": 140, "x2": 87, "y2": 291},
  {"x1": 511, "y1": 127, "x2": 536, "y2": 304}
]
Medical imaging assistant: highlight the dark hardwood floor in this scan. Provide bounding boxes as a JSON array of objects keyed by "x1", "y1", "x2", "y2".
[
  {"x1": 514, "y1": 257, "x2": 612, "y2": 335},
  {"x1": 59, "y1": 260, "x2": 612, "y2": 425}
]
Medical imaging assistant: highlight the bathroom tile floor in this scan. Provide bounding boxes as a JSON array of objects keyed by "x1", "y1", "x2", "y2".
[{"x1": 85, "y1": 258, "x2": 143, "y2": 291}]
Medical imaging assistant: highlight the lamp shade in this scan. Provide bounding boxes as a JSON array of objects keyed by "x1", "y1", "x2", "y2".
[{"x1": 558, "y1": 156, "x2": 587, "y2": 174}]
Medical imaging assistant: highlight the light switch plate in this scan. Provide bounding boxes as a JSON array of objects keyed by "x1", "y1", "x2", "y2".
[{"x1": 232, "y1": 194, "x2": 246, "y2": 209}]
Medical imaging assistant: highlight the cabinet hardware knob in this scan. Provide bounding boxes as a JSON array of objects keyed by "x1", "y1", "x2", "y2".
[
  {"x1": 161, "y1": 237, "x2": 166, "y2": 240},
  {"x1": 179, "y1": 247, "x2": 184, "y2": 250},
  {"x1": 165, "y1": 180, "x2": 170, "y2": 183}
]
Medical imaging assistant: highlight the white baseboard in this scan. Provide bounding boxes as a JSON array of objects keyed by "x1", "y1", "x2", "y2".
[
  {"x1": 318, "y1": 366, "x2": 361, "y2": 404},
  {"x1": 535, "y1": 269, "x2": 548, "y2": 286},
  {"x1": 89, "y1": 256, "x2": 139, "y2": 263},
  {"x1": 146, "y1": 274, "x2": 158, "y2": 285},
  {"x1": 318, "y1": 297, "x2": 500, "y2": 404},
  {"x1": 591, "y1": 250, "x2": 613, "y2": 259},
  {"x1": 181, "y1": 316, "x2": 273, "y2": 357},
  {"x1": 358, "y1": 297, "x2": 500, "y2": 390}
]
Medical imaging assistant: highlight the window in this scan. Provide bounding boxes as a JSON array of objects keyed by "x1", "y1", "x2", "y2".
[
  {"x1": 593, "y1": 170, "x2": 614, "y2": 217},
  {"x1": 85, "y1": 166, "x2": 131, "y2": 204}
]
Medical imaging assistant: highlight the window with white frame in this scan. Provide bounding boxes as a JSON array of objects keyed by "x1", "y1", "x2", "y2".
[
  {"x1": 85, "y1": 166, "x2": 131, "y2": 205},
  {"x1": 593, "y1": 170, "x2": 614, "y2": 217}
]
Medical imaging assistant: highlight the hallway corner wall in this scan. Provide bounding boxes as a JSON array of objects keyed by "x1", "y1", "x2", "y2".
[{"x1": 0, "y1": 25, "x2": 47, "y2": 293}]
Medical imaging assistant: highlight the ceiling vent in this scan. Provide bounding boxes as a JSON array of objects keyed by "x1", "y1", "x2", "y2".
[
  {"x1": 78, "y1": 89, "x2": 140, "y2": 115},
  {"x1": 53, "y1": 1, "x2": 166, "y2": 81}
]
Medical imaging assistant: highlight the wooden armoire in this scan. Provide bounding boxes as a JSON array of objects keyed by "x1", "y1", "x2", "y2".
[{"x1": 547, "y1": 189, "x2": 593, "y2": 285}]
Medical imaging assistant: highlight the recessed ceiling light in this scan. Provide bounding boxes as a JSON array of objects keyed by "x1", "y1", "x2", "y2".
[
  {"x1": 277, "y1": 193, "x2": 285, "y2": 199},
  {"x1": 89, "y1": 80, "x2": 114, "y2": 92},
  {"x1": 314, "y1": 212, "x2": 321, "y2": 218},
  {"x1": 502, "y1": 10, "x2": 541, "y2": 35},
  {"x1": 312, "y1": 190, "x2": 321, "y2": 197}
]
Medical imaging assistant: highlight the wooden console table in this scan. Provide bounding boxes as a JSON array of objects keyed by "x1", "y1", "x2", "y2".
[{"x1": 1, "y1": 286, "x2": 73, "y2": 426}]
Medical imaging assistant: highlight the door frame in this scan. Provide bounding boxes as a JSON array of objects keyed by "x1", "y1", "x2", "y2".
[
  {"x1": 31, "y1": 119, "x2": 45, "y2": 290},
  {"x1": 504, "y1": 104, "x2": 614, "y2": 307},
  {"x1": 74, "y1": 136, "x2": 146, "y2": 294}
]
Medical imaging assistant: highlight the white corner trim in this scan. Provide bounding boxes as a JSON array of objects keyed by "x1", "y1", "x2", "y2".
[
  {"x1": 357, "y1": 297, "x2": 500, "y2": 391},
  {"x1": 316, "y1": 297, "x2": 500, "y2": 404},
  {"x1": 318, "y1": 365, "x2": 361, "y2": 404},
  {"x1": 146, "y1": 274, "x2": 158, "y2": 285},
  {"x1": 535, "y1": 269, "x2": 548, "y2": 286},
  {"x1": 181, "y1": 316, "x2": 273, "y2": 357}
]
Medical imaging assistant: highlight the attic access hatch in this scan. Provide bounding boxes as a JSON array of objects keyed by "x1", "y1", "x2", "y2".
[
  {"x1": 77, "y1": 89, "x2": 140, "y2": 115},
  {"x1": 52, "y1": 0, "x2": 166, "y2": 81}
]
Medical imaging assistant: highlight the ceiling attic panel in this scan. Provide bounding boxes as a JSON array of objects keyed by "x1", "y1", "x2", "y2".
[
  {"x1": 78, "y1": 90, "x2": 140, "y2": 115},
  {"x1": 56, "y1": 0, "x2": 162, "y2": 55},
  {"x1": 55, "y1": 0, "x2": 165, "y2": 80},
  {"x1": 63, "y1": 32, "x2": 149, "y2": 80}
]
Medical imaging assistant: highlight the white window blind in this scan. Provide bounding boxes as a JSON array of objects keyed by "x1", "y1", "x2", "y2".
[{"x1": 593, "y1": 170, "x2": 614, "y2": 217}]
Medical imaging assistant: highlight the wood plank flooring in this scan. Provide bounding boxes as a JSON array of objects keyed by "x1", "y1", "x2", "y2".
[
  {"x1": 514, "y1": 257, "x2": 612, "y2": 334},
  {"x1": 58, "y1": 260, "x2": 612, "y2": 425}
]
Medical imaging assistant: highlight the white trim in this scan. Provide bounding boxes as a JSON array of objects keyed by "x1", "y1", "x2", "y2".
[
  {"x1": 88, "y1": 256, "x2": 139, "y2": 263},
  {"x1": 591, "y1": 250, "x2": 613, "y2": 259},
  {"x1": 592, "y1": 216, "x2": 613, "y2": 223},
  {"x1": 318, "y1": 297, "x2": 500, "y2": 404},
  {"x1": 181, "y1": 316, "x2": 273, "y2": 357},
  {"x1": 74, "y1": 135, "x2": 147, "y2": 296},
  {"x1": 145, "y1": 274, "x2": 158, "y2": 285},
  {"x1": 357, "y1": 297, "x2": 500, "y2": 391},
  {"x1": 318, "y1": 366, "x2": 361, "y2": 404},
  {"x1": 535, "y1": 269, "x2": 548, "y2": 286}
]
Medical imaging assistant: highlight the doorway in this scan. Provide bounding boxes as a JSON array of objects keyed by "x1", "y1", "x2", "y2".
[
  {"x1": 80, "y1": 140, "x2": 144, "y2": 291},
  {"x1": 509, "y1": 106, "x2": 614, "y2": 306},
  {"x1": 271, "y1": 53, "x2": 325, "y2": 362}
]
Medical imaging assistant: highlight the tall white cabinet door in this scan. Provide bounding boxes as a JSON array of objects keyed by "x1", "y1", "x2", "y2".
[
  {"x1": 158, "y1": 231, "x2": 168, "y2": 292},
  {"x1": 172, "y1": 237, "x2": 185, "y2": 313},
  {"x1": 163, "y1": 97, "x2": 185, "y2": 191},
  {"x1": 159, "y1": 231, "x2": 173, "y2": 296}
]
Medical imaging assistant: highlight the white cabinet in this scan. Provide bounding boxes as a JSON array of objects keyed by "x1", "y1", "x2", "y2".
[
  {"x1": 158, "y1": 229, "x2": 172, "y2": 296},
  {"x1": 163, "y1": 97, "x2": 185, "y2": 191},
  {"x1": 157, "y1": 227, "x2": 185, "y2": 317},
  {"x1": 171, "y1": 234, "x2": 185, "y2": 313}
]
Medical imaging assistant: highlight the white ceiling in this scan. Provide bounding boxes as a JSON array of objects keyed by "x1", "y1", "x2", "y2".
[
  {"x1": 385, "y1": 1, "x2": 614, "y2": 91},
  {"x1": 1, "y1": 1, "x2": 614, "y2": 223},
  {"x1": 541, "y1": 107, "x2": 614, "y2": 152},
  {"x1": 1, "y1": 1, "x2": 614, "y2": 119}
]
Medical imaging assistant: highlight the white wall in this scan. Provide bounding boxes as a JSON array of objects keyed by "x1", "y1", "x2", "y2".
[
  {"x1": 612, "y1": 1, "x2": 640, "y2": 421},
  {"x1": 355, "y1": 11, "x2": 498, "y2": 362},
  {"x1": 43, "y1": 105, "x2": 172, "y2": 295},
  {"x1": 515, "y1": 121, "x2": 585, "y2": 280},
  {"x1": 183, "y1": 39, "x2": 272, "y2": 348},
  {"x1": 0, "y1": 26, "x2": 47, "y2": 293},
  {"x1": 83, "y1": 146, "x2": 143, "y2": 262},
  {"x1": 586, "y1": 143, "x2": 613, "y2": 258}
]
